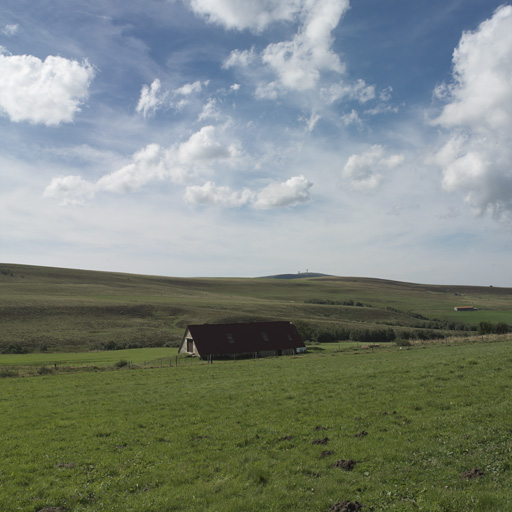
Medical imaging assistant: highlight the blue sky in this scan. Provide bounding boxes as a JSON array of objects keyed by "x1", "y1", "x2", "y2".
[{"x1": 1, "y1": 0, "x2": 511, "y2": 285}]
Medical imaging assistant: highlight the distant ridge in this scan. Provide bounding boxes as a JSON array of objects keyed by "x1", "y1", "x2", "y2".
[{"x1": 260, "y1": 272, "x2": 332, "y2": 280}]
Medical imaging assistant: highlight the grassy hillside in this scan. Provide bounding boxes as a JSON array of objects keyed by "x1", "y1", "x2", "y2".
[
  {"x1": 1, "y1": 263, "x2": 511, "y2": 352},
  {"x1": 1, "y1": 340, "x2": 511, "y2": 511}
]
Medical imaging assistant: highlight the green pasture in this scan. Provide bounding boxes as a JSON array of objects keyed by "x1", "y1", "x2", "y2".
[
  {"x1": 0, "y1": 347, "x2": 178, "y2": 369},
  {"x1": 1, "y1": 339, "x2": 510, "y2": 511},
  {"x1": 1, "y1": 264, "x2": 512, "y2": 353}
]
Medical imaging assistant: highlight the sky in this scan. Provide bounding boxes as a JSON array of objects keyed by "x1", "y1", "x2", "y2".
[{"x1": 1, "y1": 0, "x2": 512, "y2": 286}]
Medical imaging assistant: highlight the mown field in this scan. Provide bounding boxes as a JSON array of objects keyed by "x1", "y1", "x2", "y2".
[
  {"x1": 1, "y1": 264, "x2": 512, "y2": 353},
  {"x1": 1, "y1": 339, "x2": 511, "y2": 511}
]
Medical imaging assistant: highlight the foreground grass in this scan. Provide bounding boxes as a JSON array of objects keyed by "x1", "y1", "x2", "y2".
[
  {"x1": 1, "y1": 340, "x2": 510, "y2": 511},
  {"x1": 0, "y1": 347, "x2": 179, "y2": 370}
]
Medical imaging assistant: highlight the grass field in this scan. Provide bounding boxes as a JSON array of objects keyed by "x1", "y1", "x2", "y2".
[
  {"x1": 1, "y1": 264, "x2": 512, "y2": 353},
  {"x1": 1, "y1": 338, "x2": 511, "y2": 511}
]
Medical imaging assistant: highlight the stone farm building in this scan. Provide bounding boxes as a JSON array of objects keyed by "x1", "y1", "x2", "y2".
[{"x1": 179, "y1": 321, "x2": 306, "y2": 359}]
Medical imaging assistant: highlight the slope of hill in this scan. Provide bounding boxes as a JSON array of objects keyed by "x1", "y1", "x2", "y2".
[
  {"x1": 260, "y1": 272, "x2": 332, "y2": 279},
  {"x1": 1, "y1": 263, "x2": 511, "y2": 352}
]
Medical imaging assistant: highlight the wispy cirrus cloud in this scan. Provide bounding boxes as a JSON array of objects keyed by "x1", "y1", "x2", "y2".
[
  {"x1": 136, "y1": 78, "x2": 167, "y2": 119},
  {"x1": 136, "y1": 79, "x2": 211, "y2": 117},
  {"x1": 1, "y1": 24, "x2": 18, "y2": 36}
]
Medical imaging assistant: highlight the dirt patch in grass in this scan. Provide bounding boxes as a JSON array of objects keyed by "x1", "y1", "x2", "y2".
[
  {"x1": 280, "y1": 435, "x2": 293, "y2": 440},
  {"x1": 314, "y1": 425, "x2": 328, "y2": 431},
  {"x1": 312, "y1": 437, "x2": 329, "y2": 445},
  {"x1": 331, "y1": 459, "x2": 357, "y2": 471},
  {"x1": 328, "y1": 499, "x2": 364, "y2": 511},
  {"x1": 354, "y1": 431, "x2": 368, "y2": 438},
  {"x1": 461, "y1": 467, "x2": 484, "y2": 479},
  {"x1": 320, "y1": 450, "x2": 334, "y2": 458}
]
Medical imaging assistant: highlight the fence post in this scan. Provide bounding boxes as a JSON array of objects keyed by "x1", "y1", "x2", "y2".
[{"x1": 176, "y1": 356, "x2": 178, "y2": 367}]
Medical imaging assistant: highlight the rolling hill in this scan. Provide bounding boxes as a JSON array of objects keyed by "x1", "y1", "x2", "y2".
[{"x1": 1, "y1": 263, "x2": 511, "y2": 352}]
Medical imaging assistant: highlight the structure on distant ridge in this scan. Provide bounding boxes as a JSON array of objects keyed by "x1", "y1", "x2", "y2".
[
  {"x1": 453, "y1": 306, "x2": 476, "y2": 312},
  {"x1": 179, "y1": 321, "x2": 306, "y2": 359}
]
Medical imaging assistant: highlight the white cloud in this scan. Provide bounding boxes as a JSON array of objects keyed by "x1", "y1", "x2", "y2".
[
  {"x1": 343, "y1": 145, "x2": 404, "y2": 192},
  {"x1": 321, "y1": 79, "x2": 376, "y2": 105},
  {"x1": 184, "y1": 181, "x2": 254, "y2": 207},
  {"x1": 253, "y1": 175, "x2": 312, "y2": 209},
  {"x1": 187, "y1": 0, "x2": 303, "y2": 32},
  {"x1": 0, "y1": 54, "x2": 94, "y2": 125},
  {"x1": 178, "y1": 125, "x2": 237, "y2": 162},
  {"x1": 174, "y1": 80, "x2": 209, "y2": 96},
  {"x1": 136, "y1": 78, "x2": 167, "y2": 118},
  {"x1": 432, "y1": 5, "x2": 512, "y2": 218},
  {"x1": 184, "y1": 175, "x2": 313, "y2": 209},
  {"x1": 97, "y1": 144, "x2": 174, "y2": 193},
  {"x1": 1, "y1": 24, "x2": 19, "y2": 36},
  {"x1": 198, "y1": 98, "x2": 222, "y2": 121},
  {"x1": 136, "y1": 80, "x2": 211, "y2": 116},
  {"x1": 43, "y1": 175, "x2": 96, "y2": 205},
  {"x1": 223, "y1": 48, "x2": 257, "y2": 68},
  {"x1": 341, "y1": 109, "x2": 362, "y2": 127},
  {"x1": 260, "y1": 0, "x2": 348, "y2": 92},
  {"x1": 44, "y1": 125, "x2": 241, "y2": 202},
  {"x1": 306, "y1": 112, "x2": 321, "y2": 132},
  {"x1": 217, "y1": 0, "x2": 358, "y2": 98}
]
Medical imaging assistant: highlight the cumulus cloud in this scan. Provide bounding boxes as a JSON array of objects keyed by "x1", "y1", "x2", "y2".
[
  {"x1": 136, "y1": 79, "x2": 167, "y2": 118},
  {"x1": 217, "y1": 0, "x2": 356, "y2": 97},
  {"x1": 187, "y1": 0, "x2": 303, "y2": 32},
  {"x1": 43, "y1": 175, "x2": 97, "y2": 206},
  {"x1": 260, "y1": 0, "x2": 347, "y2": 92},
  {"x1": 432, "y1": 5, "x2": 512, "y2": 218},
  {"x1": 184, "y1": 175, "x2": 313, "y2": 209},
  {"x1": 184, "y1": 181, "x2": 254, "y2": 207},
  {"x1": 253, "y1": 175, "x2": 313, "y2": 209},
  {"x1": 342, "y1": 145, "x2": 404, "y2": 192},
  {"x1": 0, "y1": 53, "x2": 94, "y2": 125},
  {"x1": 44, "y1": 125, "x2": 240, "y2": 201},
  {"x1": 178, "y1": 125, "x2": 238, "y2": 161}
]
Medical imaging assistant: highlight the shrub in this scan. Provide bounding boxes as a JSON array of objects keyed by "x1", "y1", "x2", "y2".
[
  {"x1": 0, "y1": 367, "x2": 18, "y2": 378},
  {"x1": 395, "y1": 339, "x2": 411, "y2": 347},
  {"x1": 37, "y1": 366, "x2": 53, "y2": 375},
  {"x1": 494, "y1": 322, "x2": 509, "y2": 334},
  {"x1": 478, "y1": 321, "x2": 494, "y2": 335},
  {"x1": 115, "y1": 359, "x2": 129, "y2": 368},
  {"x1": 2, "y1": 343, "x2": 28, "y2": 354}
]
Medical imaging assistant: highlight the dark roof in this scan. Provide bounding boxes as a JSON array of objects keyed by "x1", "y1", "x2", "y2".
[{"x1": 184, "y1": 321, "x2": 305, "y2": 356}]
